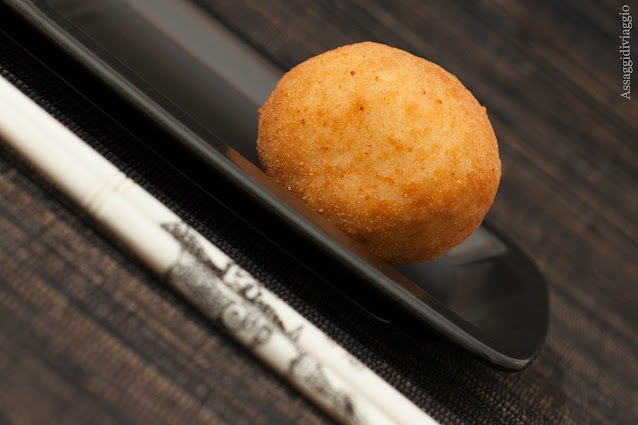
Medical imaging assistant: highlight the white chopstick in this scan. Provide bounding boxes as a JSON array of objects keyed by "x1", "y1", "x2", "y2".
[{"x1": 0, "y1": 75, "x2": 439, "y2": 425}]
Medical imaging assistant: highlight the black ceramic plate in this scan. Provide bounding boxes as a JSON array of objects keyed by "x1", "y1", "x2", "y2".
[{"x1": 1, "y1": 0, "x2": 549, "y2": 370}]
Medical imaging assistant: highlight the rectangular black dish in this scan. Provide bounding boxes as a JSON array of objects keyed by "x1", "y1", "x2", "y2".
[{"x1": 0, "y1": 0, "x2": 548, "y2": 370}]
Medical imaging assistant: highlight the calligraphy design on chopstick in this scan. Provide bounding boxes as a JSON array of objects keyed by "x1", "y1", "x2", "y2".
[{"x1": 160, "y1": 221, "x2": 365, "y2": 425}]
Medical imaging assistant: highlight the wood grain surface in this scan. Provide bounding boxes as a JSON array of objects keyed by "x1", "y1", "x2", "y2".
[{"x1": 1, "y1": 0, "x2": 637, "y2": 424}]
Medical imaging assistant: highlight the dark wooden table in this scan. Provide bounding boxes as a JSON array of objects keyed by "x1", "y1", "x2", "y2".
[{"x1": 1, "y1": 1, "x2": 637, "y2": 424}]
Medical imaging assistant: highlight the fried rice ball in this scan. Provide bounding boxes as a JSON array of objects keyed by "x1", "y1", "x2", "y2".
[{"x1": 257, "y1": 42, "x2": 500, "y2": 264}]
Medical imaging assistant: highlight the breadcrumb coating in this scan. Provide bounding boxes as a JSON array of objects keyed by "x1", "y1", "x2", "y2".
[{"x1": 257, "y1": 42, "x2": 500, "y2": 264}]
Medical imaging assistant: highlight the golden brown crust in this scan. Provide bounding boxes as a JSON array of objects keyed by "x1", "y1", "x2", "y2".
[{"x1": 258, "y1": 42, "x2": 501, "y2": 264}]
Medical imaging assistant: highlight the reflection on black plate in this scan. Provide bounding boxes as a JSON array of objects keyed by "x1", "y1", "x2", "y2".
[{"x1": 1, "y1": 0, "x2": 549, "y2": 370}]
